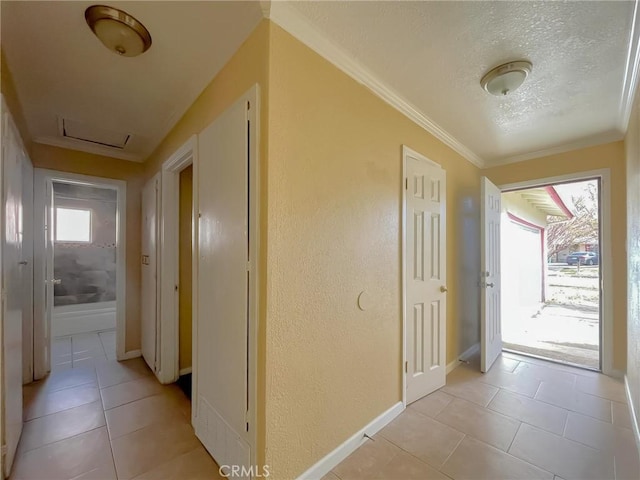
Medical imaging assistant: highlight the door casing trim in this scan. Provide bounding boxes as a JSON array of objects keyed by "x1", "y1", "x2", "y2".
[{"x1": 156, "y1": 135, "x2": 197, "y2": 386}]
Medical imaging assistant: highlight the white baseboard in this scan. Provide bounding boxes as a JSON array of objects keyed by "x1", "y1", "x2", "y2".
[
  {"x1": 446, "y1": 342, "x2": 480, "y2": 374},
  {"x1": 179, "y1": 367, "x2": 192, "y2": 376},
  {"x1": 118, "y1": 349, "x2": 141, "y2": 361},
  {"x1": 624, "y1": 375, "x2": 640, "y2": 457},
  {"x1": 297, "y1": 401, "x2": 404, "y2": 480}
]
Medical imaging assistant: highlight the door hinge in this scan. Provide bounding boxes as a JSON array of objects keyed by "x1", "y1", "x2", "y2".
[
  {"x1": 245, "y1": 410, "x2": 249, "y2": 432},
  {"x1": 175, "y1": 284, "x2": 179, "y2": 292},
  {"x1": 405, "y1": 178, "x2": 408, "y2": 190},
  {"x1": 405, "y1": 361, "x2": 408, "y2": 373},
  {"x1": 247, "y1": 101, "x2": 251, "y2": 111}
]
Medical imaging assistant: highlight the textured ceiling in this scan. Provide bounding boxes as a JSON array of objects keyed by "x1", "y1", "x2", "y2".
[
  {"x1": 278, "y1": 1, "x2": 636, "y2": 166},
  {"x1": 1, "y1": 1, "x2": 264, "y2": 161},
  {"x1": 2, "y1": 1, "x2": 636, "y2": 166}
]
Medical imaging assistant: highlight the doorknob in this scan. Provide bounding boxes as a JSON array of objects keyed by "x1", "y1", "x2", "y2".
[
  {"x1": 52, "y1": 279, "x2": 62, "y2": 285},
  {"x1": 486, "y1": 282, "x2": 494, "y2": 288},
  {"x1": 18, "y1": 261, "x2": 27, "y2": 265},
  {"x1": 440, "y1": 286, "x2": 448, "y2": 293}
]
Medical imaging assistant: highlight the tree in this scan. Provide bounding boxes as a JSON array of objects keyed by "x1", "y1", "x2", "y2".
[{"x1": 546, "y1": 182, "x2": 598, "y2": 260}]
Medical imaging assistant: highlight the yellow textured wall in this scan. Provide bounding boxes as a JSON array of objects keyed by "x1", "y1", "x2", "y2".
[
  {"x1": 484, "y1": 141, "x2": 627, "y2": 372},
  {"x1": 30, "y1": 144, "x2": 144, "y2": 353},
  {"x1": 266, "y1": 24, "x2": 481, "y2": 479},
  {"x1": 625, "y1": 97, "x2": 640, "y2": 431},
  {"x1": 143, "y1": 19, "x2": 270, "y2": 466},
  {"x1": 178, "y1": 165, "x2": 193, "y2": 371}
]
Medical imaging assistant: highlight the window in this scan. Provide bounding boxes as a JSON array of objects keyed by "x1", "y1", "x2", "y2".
[{"x1": 55, "y1": 207, "x2": 91, "y2": 242}]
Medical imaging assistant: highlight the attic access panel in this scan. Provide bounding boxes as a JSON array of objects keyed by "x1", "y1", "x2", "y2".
[{"x1": 59, "y1": 117, "x2": 131, "y2": 149}]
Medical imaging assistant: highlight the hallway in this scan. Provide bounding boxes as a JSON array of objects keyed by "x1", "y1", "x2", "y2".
[
  {"x1": 9, "y1": 352, "x2": 640, "y2": 479},
  {"x1": 11, "y1": 358, "x2": 222, "y2": 479}
]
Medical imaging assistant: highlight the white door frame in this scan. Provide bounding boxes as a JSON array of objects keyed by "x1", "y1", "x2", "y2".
[
  {"x1": 33, "y1": 169, "x2": 127, "y2": 377},
  {"x1": 401, "y1": 145, "x2": 445, "y2": 407},
  {"x1": 156, "y1": 135, "x2": 198, "y2": 385},
  {"x1": 499, "y1": 168, "x2": 614, "y2": 376}
]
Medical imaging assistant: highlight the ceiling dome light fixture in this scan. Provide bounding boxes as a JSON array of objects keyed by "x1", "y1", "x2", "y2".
[
  {"x1": 480, "y1": 61, "x2": 532, "y2": 96},
  {"x1": 85, "y1": 5, "x2": 152, "y2": 57}
]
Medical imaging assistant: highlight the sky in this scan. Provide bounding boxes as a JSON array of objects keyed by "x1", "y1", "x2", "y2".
[{"x1": 553, "y1": 179, "x2": 598, "y2": 213}]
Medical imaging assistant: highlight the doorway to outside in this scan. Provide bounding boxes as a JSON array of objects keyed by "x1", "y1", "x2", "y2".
[
  {"x1": 50, "y1": 181, "x2": 119, "y2": 370},
  {"x1": 501, "y1": 178, "x2": 601, "y2": 370}
]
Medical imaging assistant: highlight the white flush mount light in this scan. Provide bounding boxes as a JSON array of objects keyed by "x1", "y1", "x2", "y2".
[
  {"x1": 85, "y1": 5, "x2": 152, "y2": 57},
  {"x1": 480, "y1": 61, "x2": 533, "y2": 96}
]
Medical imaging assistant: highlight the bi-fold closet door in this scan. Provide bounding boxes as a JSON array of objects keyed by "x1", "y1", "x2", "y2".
[
  {"x1": 140, "y1": 86, "x2": 259, "y2": 477},
  {"x1": 194, "y1": 87, "x2": 258, "y2": 477}
]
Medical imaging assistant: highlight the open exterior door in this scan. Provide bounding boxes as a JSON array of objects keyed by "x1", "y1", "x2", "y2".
[{"x1": 481, "y1": 176, "x2": 502, "y2": 372}]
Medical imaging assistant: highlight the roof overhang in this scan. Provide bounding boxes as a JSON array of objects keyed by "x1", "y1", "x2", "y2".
[{"x1": 518, "y1": 186, "x2": 574, "y2": 221}]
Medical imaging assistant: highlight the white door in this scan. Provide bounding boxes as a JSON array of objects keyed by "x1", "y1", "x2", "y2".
[
  {"x1": 195, "y1": 94, "x2": 252, "y2": 473},
  {"x1": 481, "y1": 177, "x2": 502, "y2": 372},
  {"x1": 22, "y1": 157, "x2": 34, "y2": 384},
  {"x1": 2, "y1": 110, "x2": 24, "y2": 476},
  {"x1": 141, "y1": 175, "x2": 160, "y2": 373},
  {"x1": 404, "y1": 147, "x2": 447, "y2": 405}
]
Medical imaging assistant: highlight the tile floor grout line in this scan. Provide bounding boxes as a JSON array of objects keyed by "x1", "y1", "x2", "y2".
[
  {"x1": 438, "y1": 433, "x2": 466, "y2": 468},
  {"x1": 15, "y1": 424, "x2": 108, "y2": 458},
  {"x1": 101, "y1": 389, "x2": 167, "y2": 413},
  {"x1": 506, "y1": 421, "x2": 523, "y2": 453}
]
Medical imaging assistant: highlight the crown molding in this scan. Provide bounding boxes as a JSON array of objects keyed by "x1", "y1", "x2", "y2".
[
  {"x1": 259, "y1": 0, "x2": 271, "y2": 19},
  {"x1": 485, "y1": 129, "x2": 624, "y2": 168},
  {"x1": 35, "y1": 136, "x2": 144, "y2": 163},
  {"x1": 269, "y1": 2, "x2": 485, "y2": 168},
  {"x1": 620, "y1": 0, "x2": 640, "y2": 132}
]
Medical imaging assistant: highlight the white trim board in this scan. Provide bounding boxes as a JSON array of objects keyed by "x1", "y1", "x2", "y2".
[
  {"x1": 624, "y1": 375, "x2": 640, "y2": 458},
  {"x1": 498, "y1": 169, "x2": 614, "y2": 376},
  {"x1": 296, "y1": 402, "x2": 404, "y2": 480},
  {"x1": 33, "y1": 169, "x2": 127, "y2": 377}
]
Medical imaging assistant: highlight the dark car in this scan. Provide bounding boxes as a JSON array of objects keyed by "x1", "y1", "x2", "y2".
[{"x1": 566, "y1": 251, "x2": 599, "y2": 266}]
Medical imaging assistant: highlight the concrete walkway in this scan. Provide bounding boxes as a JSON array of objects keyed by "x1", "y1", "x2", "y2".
[{"x1": 503, "y1": 303, "x2": 599, "y2": 369}]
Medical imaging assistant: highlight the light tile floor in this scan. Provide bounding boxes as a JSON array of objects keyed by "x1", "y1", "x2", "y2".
[
  {"x1": 11, "y1": 351, "x2": 640, "y2": 479},
  {"x1": 52, "y1": 331, "x2": 117, "y2": 371},
  {"x1": 11, "y1": 357, "x2": 223, "y2": 480},
  {"x1": 328, "y1": 352, "x2": 640, "y2": 480}
]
